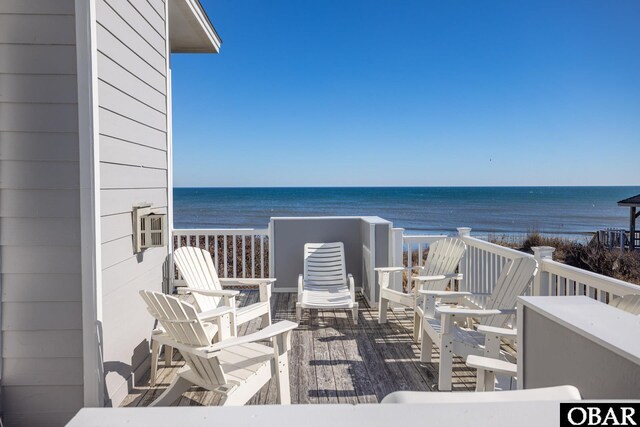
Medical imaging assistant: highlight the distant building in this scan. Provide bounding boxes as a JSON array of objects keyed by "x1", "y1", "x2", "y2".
[{"x1": 617, "y1": 194, "x2": 640, "y2": 250}]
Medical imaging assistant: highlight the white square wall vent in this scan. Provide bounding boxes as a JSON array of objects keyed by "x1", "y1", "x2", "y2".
[{"x1": 133, "y1": 204, "x2": 166, "y2": 253}]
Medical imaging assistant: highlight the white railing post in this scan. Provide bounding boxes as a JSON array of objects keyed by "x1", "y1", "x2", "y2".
[
  {"x1": 457, "y1": 227, "x2": 471, "y2": 292},
  {"x1": 388, "y1": 227, "x2": 405, "y2": 309},
  {"x1": 532, "y1": 246, "x2": 555, "y2": 296}
]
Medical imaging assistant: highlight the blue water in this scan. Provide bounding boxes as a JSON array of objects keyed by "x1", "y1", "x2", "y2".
[{"x1": 173, "y1": 187, "x2": 640, "y2": 238}]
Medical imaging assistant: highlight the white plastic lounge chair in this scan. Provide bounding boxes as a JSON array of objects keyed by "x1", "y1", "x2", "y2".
[
  {"x1": 376, "y1": 237, "x2": 466, "y2": 341},
  {"x1": 296, "y1": 242, "x2": 358, "y2": 324},
  {"x1": 610, "y1": 294, "x2": 640, "y2": 315},
  {"x1": 420, "y1": 256, "x2": 538, "y2": 390},
  {"x1": 380, "y1": 385, "x2": 581, "y2": 403},
  {"x1": 140, "y1": 290, "x2": 297, "y2": 406}
]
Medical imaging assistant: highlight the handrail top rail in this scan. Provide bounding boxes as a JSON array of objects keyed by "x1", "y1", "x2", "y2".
[
  {"x1": 460, "y1": 235, "x2": 534, "y2": 260},
  {"x1": 541, "y1": 258, "x2": 640, "y2": 296},
  {"x1": 403, "y1": 234, "x2": 448, "y2": 243},
  {"x1": 173, "y1": 228, "x2": 269, "y2": 235}
]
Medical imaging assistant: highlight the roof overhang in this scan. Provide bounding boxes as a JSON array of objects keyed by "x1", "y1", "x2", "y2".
[
  {"x1": 169, "y1": 0, "x2": 222, "y2": 54},
  {"x1": 617, "y1": 195, "x2": 640, "y2": 208}
]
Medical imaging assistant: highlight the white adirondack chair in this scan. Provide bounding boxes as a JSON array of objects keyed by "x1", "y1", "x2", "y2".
[
  {"x1": 419, "y1": 256, "x2": 538, "y2": 390},
  {"x1": 149, "y1": 246, "x2": 275, "y2": 385},
  {"x1": 376, "y1": 237, "x2": 466, "y2": 341},
  {"x1": 296, "y1": 242, "x2": 358, "y2": 324},
  {"x1": 140, "y1": 290, "x2": 297, "y2": 406},
  {"x1": 173, "y1": 246, "x2": 275, "y2": 330}
]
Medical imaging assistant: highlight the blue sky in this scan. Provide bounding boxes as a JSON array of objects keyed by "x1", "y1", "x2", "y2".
[{"x1": 171, "y1": 0, "x2": 640, "y2": 187}]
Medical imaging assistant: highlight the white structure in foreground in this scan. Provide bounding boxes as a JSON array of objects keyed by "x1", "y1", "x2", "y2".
[{"x1": 0, "y1": 1, "x2": 220, "y2": 424}]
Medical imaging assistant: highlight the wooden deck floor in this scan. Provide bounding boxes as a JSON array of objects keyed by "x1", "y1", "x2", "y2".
[{"x1": 122, "y1": 292, "x2": 479, "y2": 407}]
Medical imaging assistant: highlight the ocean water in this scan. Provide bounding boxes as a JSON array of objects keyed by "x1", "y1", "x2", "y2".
[{"x1": 173, "y1": 187, "x2": 640, "y2": 239}]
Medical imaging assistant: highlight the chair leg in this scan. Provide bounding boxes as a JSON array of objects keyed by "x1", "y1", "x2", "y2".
[
  {"x1": 149, "y1": 375, "x2": 192, "y2": 406},
  {"x1": 378, "y1": 297, "x2": 388, "y2": 324},
  {"x1": 352, "y1": 302, "x2": 359, "y2": 325},
  {"x1": 164, "y1": 345, "x2": 173, "y2": 367},
  {"x1": 413, "y1": 311, "x2": 422, "y2": 343},
  {"x1": 296, "y1": 303, "x2": 302, "y2": 322},
  {"x1": 484, "y1": 370, "x2": 496, "y2": 391},
  {"x1": 475, "y1": 368, "x2": 486, "y2": 392},
  {"x1": 420, "y1": 331, "x2": 433, "y2": 363},
  {"x1": 438, "y1": 339, "x2": 454, "y2": 391},
  {"x1": 150, "y1": 339, "x2": 160, "y2": 386}
]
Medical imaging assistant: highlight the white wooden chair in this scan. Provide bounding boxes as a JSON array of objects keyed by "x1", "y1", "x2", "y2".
[
  {"x1": 173, "y1": 246, "x2": 275, "y2": 331},
  {"x1": 419, "y1": 256, "x2": 538, "y2": 390},
  {"x1": 376, "y1": 237, "x2": 466, "y2": 341},
  {"x1": 140, "y1": 290, "x2": 297, "y2": 406},
  {"x1": 296, "y1": 242, "x2": 358, "y2": 324},
  {"x1": 149, "y1": 246, "x2": 275, "y2": 385}
]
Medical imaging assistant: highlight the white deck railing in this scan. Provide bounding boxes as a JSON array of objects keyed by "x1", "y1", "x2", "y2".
[
  {"x1": 393, "y1": 227, "x2": 640, "y2": 304},
  {"x1": 173, "y1": 228, "x2": 270, "y2": 280},
  {"x1": 172, "y1": 223, "x2": 640, "y2": 303}
]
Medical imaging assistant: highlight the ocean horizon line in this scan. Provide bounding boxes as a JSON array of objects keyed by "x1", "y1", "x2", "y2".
[{"x1": 174, "y1": 185, "x2": 639, "y2": 189}]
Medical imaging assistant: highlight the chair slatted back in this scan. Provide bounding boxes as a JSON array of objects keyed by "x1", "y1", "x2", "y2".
[
  {"x1": 420, "y1": 238, "x2": 466, "y2": 291},
  {"x1": 482, "y1": 257, "x2": 538, "y2": 328},
  {"x1": 303, "y1": 242, "x2": 347, "y2": 289},
  {"x1": 140, "y1": 290, "x2": 227, "y2": 386},
  {"x1": 174, "y1": 246, "x2": 222, "y2": 311},
  {"x1": 610, "y1": 295, "x2": 640, "y2": 315}
]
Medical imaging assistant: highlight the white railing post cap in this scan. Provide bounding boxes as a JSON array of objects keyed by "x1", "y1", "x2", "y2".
[
  {"x1": 531, "y1": 246, "x2": 555, "y2": 259},
  {"x1": 457, "y1": 227, "x2": 472, "y2": 237}
]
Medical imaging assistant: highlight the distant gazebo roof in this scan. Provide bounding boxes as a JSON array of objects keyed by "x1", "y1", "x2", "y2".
[{"x1": 618, "y1": 194, "x2": 640, "y2": 207}]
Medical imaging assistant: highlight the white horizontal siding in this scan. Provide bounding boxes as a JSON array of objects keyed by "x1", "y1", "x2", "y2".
[
  {"x1": 96, "y1": 25, "x2": 165, "y2": 91},
  {"x1": 3, "y1": 358, "x2": 83, "y2": 386},
  {"x1": 0, "y1": 1, "x2": 75, "y2": 15},
  {"x1": 3, "y1": 384, "x2": 83, "y2": 426},
  {"x1": 2, "y1": 302, "x2": 82, "y2": 331},
  {"x1": 0, "y1": 218, "x2": 81, "y2": 246},
  {"x1": 0, "y1": 14, "x2": 75, "y2": 45},
  {"x1": 0, "y1": 103, "x2": 79, "y2": 132},
  {"x1": 3, "y1": 330, "x2": 83, "y2": 358},
  {"x1": 0, "y1": 189, "x2": 80, "y2": 218},
  {"x1": 147, "y1": 0, "x2": 165, "y2": 19},
  {"x1": 0, "y1": 160, "x2": 79, "y2": 190},
  {"x1": 99, "y1": 108, "x2": 166, "y2": 150},
  {"x1": 100, "y1": 188, "x2": 167, "y2": 216},
  {"x1": 0, "y1": 131, "x2": 79, "y2": 162},
  {"x1": 96, "y1": 0, "x2": 168, "y2": 407},
  {"x1": 0, "y1": 74, "x2": 78, "y2": 104},
  {"x1": 97, "y1": 52, "x2": 165, "y2": 112},
  {"x1": 100, "y1": 135, "x2": 167, "y2": 168},
  {"x1": 0, "y1": 44, "x2": 77, "y2": 74},
  {"x1": 2, "y1": 273, "x2": 81, "y2": 303},
  {"x1": 0, "y1": 2, "x2": 84, "y2": 425}
]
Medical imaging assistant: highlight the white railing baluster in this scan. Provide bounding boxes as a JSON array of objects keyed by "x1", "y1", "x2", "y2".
[
  {"x1": 241, "y1": 236, "x2": 246, "y2": 278},
  {"x1": 260, "y1": 235, "x2": 265, "y2": 278},
  {"x1": 223, "y1": 235, "x2": 228, "y2": 278}
]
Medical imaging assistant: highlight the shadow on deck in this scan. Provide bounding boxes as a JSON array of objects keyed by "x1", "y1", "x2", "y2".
[{"x1": 122, "y1": 292, "x2": 477, "y2": 407}]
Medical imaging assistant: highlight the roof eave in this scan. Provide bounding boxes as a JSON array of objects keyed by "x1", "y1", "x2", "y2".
[{"x1": 169, "y1": 0, "x2": 222, "y2": 54}]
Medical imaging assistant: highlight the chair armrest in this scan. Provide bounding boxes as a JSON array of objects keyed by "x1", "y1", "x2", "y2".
[
  {"x1": 436, "y1": 306, "x2": 503, "y2": 317},
  {"x1": 298, "y1": 274, "x2": 304, "y2": 298},
  {"x1": 198, "y1": 306, "x2": 236, "y2": 322},
  {"x1": 375, "y1": 266, "x2": 423, "y2": 273},
  {"x1": 204, "y1": 320, "x2": 299, "y2": 354},
  {"x1": 219, "y1": 278, "x2": 277, "y2": 286},
  {"x1": 180, "y1": 287, "x2": 240, "y2": 298},
  {"x1": 477, "y1": 325, "x2": 517, "y2": 338},
  {"x1": 419, "y1": 290, "x2": 471, "y2": 296},
  {"x1": 348, "y1": 274, "x2": 355, "y2": 301},
  {"x1": 413, "y1": 273, "x2": 463, "y2": 283}
]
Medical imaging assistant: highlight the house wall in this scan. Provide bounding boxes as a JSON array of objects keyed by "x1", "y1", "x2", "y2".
[
  {"x1": 0, "y1": 1, "x2": 84, "y2": 425},
  {"x1": 94, "y1": 0, "x2": 169, "y2": 407}
]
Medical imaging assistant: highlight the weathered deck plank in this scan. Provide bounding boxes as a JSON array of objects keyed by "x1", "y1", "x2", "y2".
[{"x1": 124, "y1": 292, "x2": 481, "y2": 407}]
